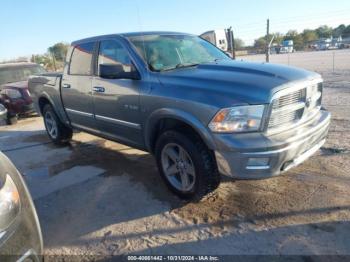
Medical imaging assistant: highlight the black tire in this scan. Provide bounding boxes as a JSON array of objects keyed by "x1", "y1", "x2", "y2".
[
  {"x1": 6, "y1": 113, "x2": 18, "y2": 125},
  {"x1": 155, "y1": 130, "x2": 220, "y2": 200},
  {"x1": 43, "y1": 104, "x2": 72, "y2": 145}
]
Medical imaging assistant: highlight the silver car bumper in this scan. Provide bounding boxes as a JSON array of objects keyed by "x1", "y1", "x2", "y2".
[
  {"x1": 0, "y1": 109, "x2": 7, "y2": 120},
  {"x1": 214, "y1": 110, "x2": 331, "y2": 179}
]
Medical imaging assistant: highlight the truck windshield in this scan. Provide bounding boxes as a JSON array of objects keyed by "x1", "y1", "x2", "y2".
[
  {"x1": 0, "y1": 65, "x2": 46, "y2": 86},
  {"x1": 127, "y1": 34, "x2": 230, "y2": 72}
]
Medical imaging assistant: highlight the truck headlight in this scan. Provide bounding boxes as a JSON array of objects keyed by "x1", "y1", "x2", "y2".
[
  {"x1": 209, "y1": 105, "x2": 265, "y2": 133},
  {"x1": 0, "y1": 175, "x2": 20, "y2": 232}
]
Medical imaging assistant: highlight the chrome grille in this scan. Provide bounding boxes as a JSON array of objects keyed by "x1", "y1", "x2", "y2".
[
  {"x1": 272, "y1": 89, "x2": 306, "y2": 109},
  {"x1": 268, "y1": 109, "x2": 304, "y2": 127},
  {"x1": 268, "y1": 82, "x2": 323, "y2": 131}
]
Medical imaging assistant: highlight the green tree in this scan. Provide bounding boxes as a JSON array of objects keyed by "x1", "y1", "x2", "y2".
[
  {"x1": 333, "y1": 24, "x2": 346, "y2": 38},
  {"x1": 273, "y1": 32, "x2": 285, "y2": 45},
  {"x1": 48, "y1": 42, "x2": 69, "y2": 61},
  {"x1": 31, "y1": 54, "x2": 54, "y2": 70},
  {"x1": 254, "y1": 37, "x2": 266, "y2": 50},
  {"x1": 315, "y1": 25, "x2": 333, "y2": 38},
  {"x1": 284, "y1": 30, "x2": 304, "y2": 50},
  {"x1": 343, "y1": 25, "x2": 350, "y2": 37},
  {"x1": 302, "y1": 29, "x2": 318, "y2": 43},
  {"x1": 234, "y1": 38, "x2": 245, "y2": 49},
  {"x1": 285, "y1": 30, "x2": 298, "y2": 38}
]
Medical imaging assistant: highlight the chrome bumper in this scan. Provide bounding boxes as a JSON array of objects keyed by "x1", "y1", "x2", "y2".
[{"x1": 214, "y1": 110, "x2": 331, "y2": 179}]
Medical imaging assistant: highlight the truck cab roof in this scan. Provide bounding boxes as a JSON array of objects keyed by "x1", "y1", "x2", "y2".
[{"x1": 71, "y1": 31, "x2": 194, "y2": 45}]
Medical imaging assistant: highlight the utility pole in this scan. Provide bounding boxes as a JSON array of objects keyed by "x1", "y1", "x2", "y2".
[
  {"x1": 230, "y1": 27, "x2": 236, "y2": 60},
  {"x1": 265, "y1": 18, "x2": 270, "y2": 63},
  {"x1": 226, "y1": 27, "x2": 236, "y2": 59}
]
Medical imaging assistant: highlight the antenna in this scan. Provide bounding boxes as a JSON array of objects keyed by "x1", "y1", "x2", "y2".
[{"x1": 135, "y1": 0, "x2": 149, "y2": 75}]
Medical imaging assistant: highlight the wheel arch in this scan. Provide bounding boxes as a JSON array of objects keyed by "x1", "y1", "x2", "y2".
[
  {"x1": 37, "y1": 92, "x2": 70, "y2": 126},
  {"x1": 38, "y1": 95, "x2": 52, "y2": 115},
  {"x1": 145, "y1": 108, "x2": 217, "y2": 154}
]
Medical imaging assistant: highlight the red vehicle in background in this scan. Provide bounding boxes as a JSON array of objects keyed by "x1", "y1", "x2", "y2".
[{"x1": 0, "y1": 63, "x2": 46, "y2": 124}]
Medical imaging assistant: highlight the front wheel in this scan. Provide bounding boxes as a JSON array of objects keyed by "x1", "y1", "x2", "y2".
[
  {"x1": 43, "y1": 104, "x2": 72, "y2": 145},
  {"x1": 155, "y1": 130, "x2": 220, "y2": 200}
]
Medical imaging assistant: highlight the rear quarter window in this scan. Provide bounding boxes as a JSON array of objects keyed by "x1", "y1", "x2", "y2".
[{"x1": 69, "y1": 42, "x2": 95, "y2": 75}]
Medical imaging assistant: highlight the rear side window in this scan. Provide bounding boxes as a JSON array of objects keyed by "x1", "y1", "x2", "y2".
[{"x1": 69, "y1": 42, "x2": 95, "y2": 75}]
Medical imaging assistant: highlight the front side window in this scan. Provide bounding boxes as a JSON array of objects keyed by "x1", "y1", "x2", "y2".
[
  {"x1": 69, "y1": 42, "x2": 95, "y2": 75},
  {"x1": 128, "y1": 34, "x2": 230, "y2": 72},
  {"x1": 98, "y1": 40, "x2": 132, "y2": 72}
]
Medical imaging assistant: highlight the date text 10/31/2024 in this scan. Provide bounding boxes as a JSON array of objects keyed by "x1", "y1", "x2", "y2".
[{"x1": 127, "y1": 255, "x2": 220, "y2": 261}]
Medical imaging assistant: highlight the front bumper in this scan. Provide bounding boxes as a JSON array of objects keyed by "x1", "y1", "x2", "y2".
[{"x1": 214, "y1": 110, "x2": 331, "y2": 179}]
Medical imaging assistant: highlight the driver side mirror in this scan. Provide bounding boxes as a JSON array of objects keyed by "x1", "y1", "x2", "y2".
[{"x1": 99, "y1": 64, "x2": 141, "y2": 80}]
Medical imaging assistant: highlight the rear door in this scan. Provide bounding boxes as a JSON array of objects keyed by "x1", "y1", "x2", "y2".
[
  {"x1": 61, "y1": 42, "x2": 97, "y2": 131},
  {"x1": 92, "y1": 39, "x2": 143, "y2": 146}
]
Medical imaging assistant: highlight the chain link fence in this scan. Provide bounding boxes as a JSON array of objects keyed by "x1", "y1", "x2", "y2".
[{"x1": 237, "y1": 49, "x2": 350, "y2": 75}]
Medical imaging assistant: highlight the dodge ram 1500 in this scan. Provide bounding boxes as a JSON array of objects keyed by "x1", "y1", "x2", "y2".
[{"x1": 28, "y1": 32, "x2": 331, "y2": 199}]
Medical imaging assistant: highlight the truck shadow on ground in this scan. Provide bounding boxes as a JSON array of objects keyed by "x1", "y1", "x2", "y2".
[{"x1": 29, "y1": 133, "x2": 350, "y2": 253}]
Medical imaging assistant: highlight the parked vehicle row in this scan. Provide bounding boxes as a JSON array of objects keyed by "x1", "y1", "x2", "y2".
[
  {"x1": 0, "y1": 63, "x2": 45, "y2": 124},
  {"x1": 0, "y1": 64, "x2": 44, "y2": 258}
]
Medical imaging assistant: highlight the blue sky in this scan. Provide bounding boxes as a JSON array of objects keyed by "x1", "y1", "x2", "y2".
[{"x1": 1, "y1": 0, "x2": 350, "y2": 60}]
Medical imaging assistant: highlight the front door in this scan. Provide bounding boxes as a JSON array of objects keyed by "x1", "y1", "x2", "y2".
[{"x1": 92, "y1": 39, "x2": 143, "y2": 146}]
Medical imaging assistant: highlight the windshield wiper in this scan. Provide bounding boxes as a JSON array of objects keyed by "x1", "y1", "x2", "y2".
[
  {"x1": 175, "y1": 63, "x2": 200, "y2": 69},
  {"x1": 157, "y1": 63, "x2": 200, "y2": 72}
]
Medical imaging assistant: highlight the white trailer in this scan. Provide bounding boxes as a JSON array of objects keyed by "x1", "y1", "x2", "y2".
[{"x1": 200, "y1": 29, "x2": 228, "y2": 51}]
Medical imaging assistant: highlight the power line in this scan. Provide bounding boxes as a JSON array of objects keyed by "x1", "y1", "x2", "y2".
[
  {"x1": 271, "y1": 8, "x2": 350, "y2": 23},
  {"x1": 228, "y1": 9, "x2": 350, "y2": 33}
]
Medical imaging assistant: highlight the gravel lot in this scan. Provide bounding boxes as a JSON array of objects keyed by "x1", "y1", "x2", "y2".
[{"x1": 0, "y1": 50, "x2": 349, "y2": 259}]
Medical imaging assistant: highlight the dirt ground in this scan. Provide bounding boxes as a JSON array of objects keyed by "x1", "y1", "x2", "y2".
[{"x1": 0, "y1": 53, "x2": 349, "y2": 258}]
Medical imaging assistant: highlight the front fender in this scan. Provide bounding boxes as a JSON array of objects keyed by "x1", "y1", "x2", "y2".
[{"x1": 144, "y1": 108, "x2": 217, "y2": 152}]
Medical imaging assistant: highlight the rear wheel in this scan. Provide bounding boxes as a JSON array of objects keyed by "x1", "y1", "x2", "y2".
[
  {"x1": 155, "y1": 130, "x2": 220, "y2": 200},
  {"x1": 43, "y1": 104, "x2": 72, "y2": 145}
]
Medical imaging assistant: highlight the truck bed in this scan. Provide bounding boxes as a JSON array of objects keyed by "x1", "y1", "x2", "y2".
[{"x1": 28, "y1": 73, "x2": 69, "y2": 124}]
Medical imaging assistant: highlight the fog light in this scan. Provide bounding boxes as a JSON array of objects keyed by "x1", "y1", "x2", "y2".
[{"x1": 247, "y1": 158, "x2": 270, "y2": 169}]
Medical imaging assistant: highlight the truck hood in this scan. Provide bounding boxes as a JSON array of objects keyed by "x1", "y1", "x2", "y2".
[{"x1": 156, "y1": 60, "x2": 321, "y2": 105}]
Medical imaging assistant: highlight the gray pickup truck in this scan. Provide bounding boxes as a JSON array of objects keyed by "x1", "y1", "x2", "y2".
[{"x1": 29, "y1": 32, "x2": 331, "y2": 199}]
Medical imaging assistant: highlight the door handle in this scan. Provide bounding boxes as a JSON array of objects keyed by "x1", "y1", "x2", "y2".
[
  {"x1": 93, "y1": 86, "x2": 105, "y2": 93},
  {"x1": 62, "y1": 84, "x2": 71, "y2": 89}
]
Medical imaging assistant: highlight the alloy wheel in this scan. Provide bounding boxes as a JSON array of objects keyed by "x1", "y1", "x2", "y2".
[
  {"x1": 44, "y1": 111, "x2": 58, "y2": 139},
  {"x1": 161, "y1": 143, "x2": 196, "y2": 192}
]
